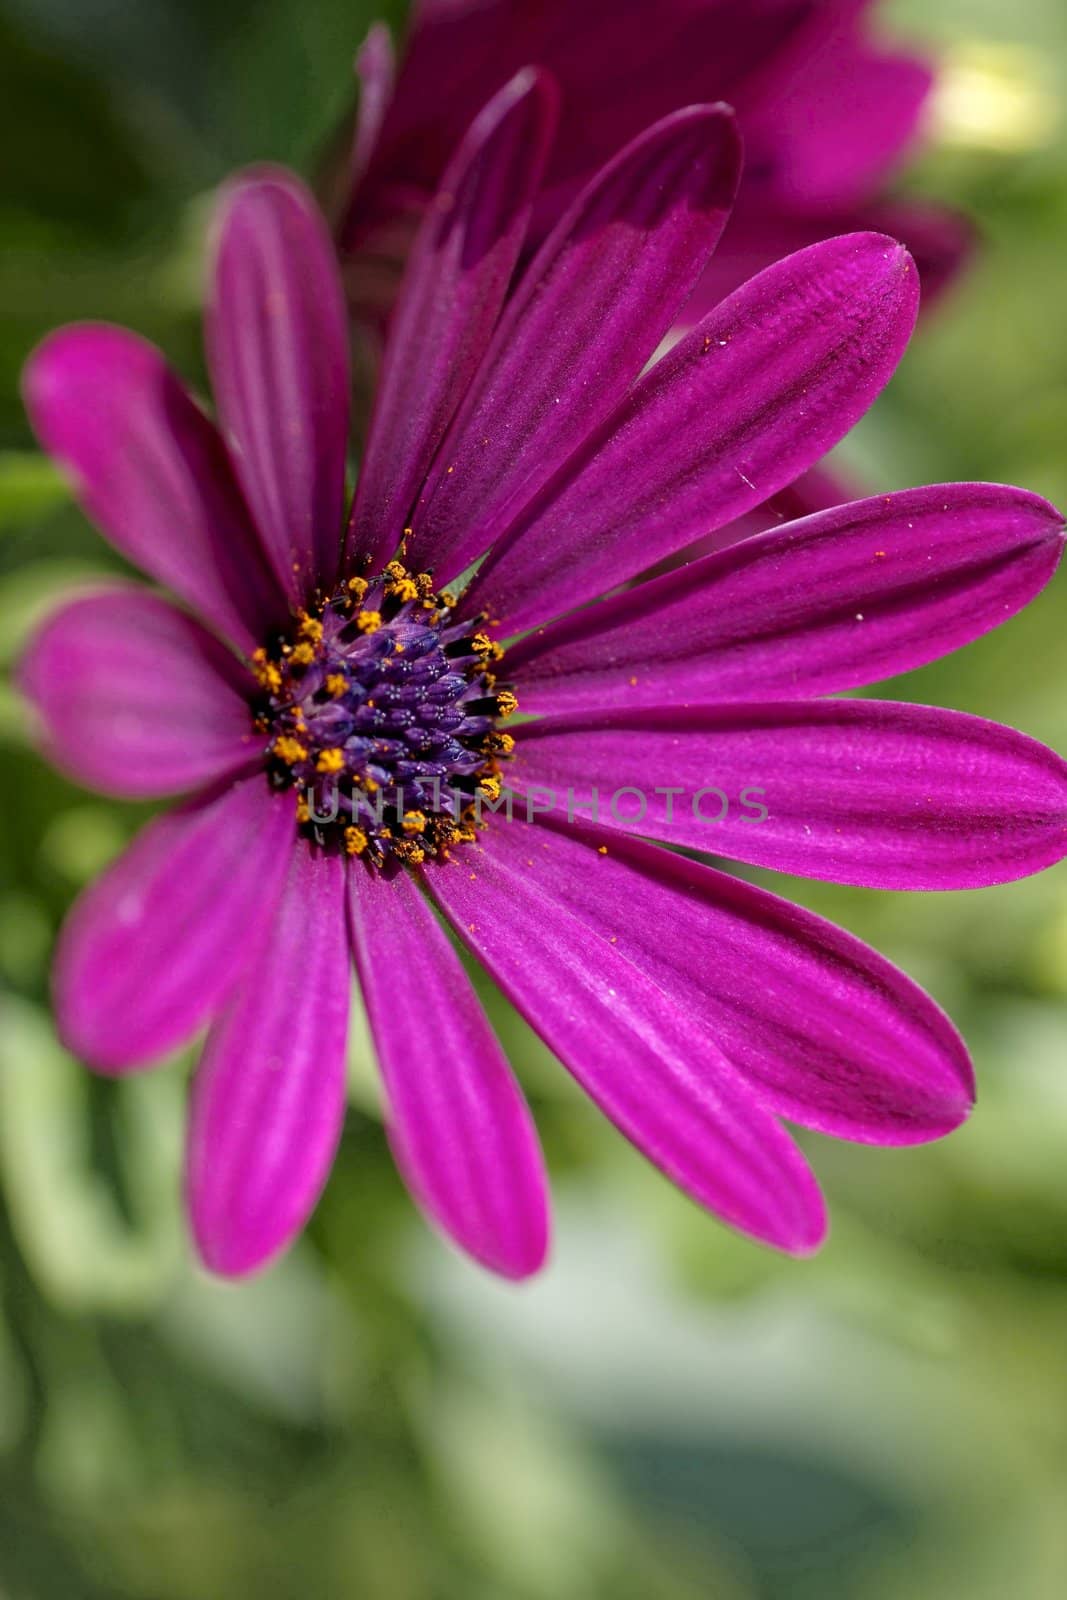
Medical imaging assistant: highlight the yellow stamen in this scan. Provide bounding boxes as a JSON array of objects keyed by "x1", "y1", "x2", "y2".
[
  {"x1": 251, "y1": 648, "x2": 283, "y2": 694},
  {"x1": 402, "y1": 810, "x2": 427, "y2": 834},
  {"x1": 344, "y1": 826, "x2": 368, "y2": 856},
  {"x1": 273, "y1": 735, "x2": 307, "y2": 764},
  {"x1": 356, "y1": 609, "x2": 382, "y2": 634},
  {"x1": 348, "y1": 576, "x2": 369, "y2": 601},
  {"x1": 316, "y1": 747, "x2": 345, "y2": 774},
  {"x1": 496, "y1": 690, "x2": 518, "y2": 718},
  {"x1": 289, "y1": 641, "x2": 316, "y2": 668},
  {"x1": 325, "y1": 673, "x2": 346, "y2": 697}
]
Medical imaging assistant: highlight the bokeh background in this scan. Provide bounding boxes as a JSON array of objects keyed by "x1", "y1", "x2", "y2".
[{"x1": 2, "y1": 0, "x2": 1067, "y2": 1594}]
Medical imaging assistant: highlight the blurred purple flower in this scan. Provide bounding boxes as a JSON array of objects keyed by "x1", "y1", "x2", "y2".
[
  {"x1": 20, "y1": 79, "x2": 1066, "y2": 1280},
  {"x1": 331, "y1": 0, "x2": 972, "y2": 335}
]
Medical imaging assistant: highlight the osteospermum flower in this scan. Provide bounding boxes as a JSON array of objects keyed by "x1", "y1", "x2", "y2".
[
  {"x1": 331, "y1": 0, "x2": 970, "y2": 332},
  {"x1": 21, "y1": 78, "x2": 1067, "y2": 1278}
]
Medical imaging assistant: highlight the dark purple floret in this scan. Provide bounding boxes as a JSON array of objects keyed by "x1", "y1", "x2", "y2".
[{"x1": 252, "y1": 562, "x2": 516, "y2": 864}]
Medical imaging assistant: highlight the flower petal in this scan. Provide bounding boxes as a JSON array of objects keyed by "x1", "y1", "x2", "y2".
[
  {"x1": 349, "y1": 864, "x2": 549, "y2": 1278},
  {"x1": 749, "y1": 33, "x2": 932, "y2": 207},
  {"x1": 19, "y1": 585, "x2": 263, "y2": 798},
  {"x1": 510, "y1": 700, "x2": 1067, "y2": 890},
  {"x1": 508, "y1": 484, "x2": 1066, "y2": 713},
  {"x1": 348, "y1": 25, "x2": 397, "y2": 199},
  {"x1": 186, "y1": 844, "x2": 350, "y2": 1277},
  {"x1": 443, "y1": 817, "x2": 972, "y2": 1145},
  {"x1": 208, "y1": 169, "x2": 351, "y2": 601},
  {"x1": 405, "y1": 105, "x2": 743, "y2": 581},
  {"x1": 466, "y1": 232, "x2": 919, "y2": 633},
  {"x1": 346, "y1": 69, "x2": 558, "y2": 575},
  {"x1": 426, "y1": 831, "x2": 826, "y2": 1256},
  {"x1": 860, "y1": 197, "x2": 975, "y2": 307},
  {"x1": 23, "y1": 325, "x2": 283, "y2": 654},
  {"x1": 55, "y1": 776, "x2": 295, "y2": 1072}
]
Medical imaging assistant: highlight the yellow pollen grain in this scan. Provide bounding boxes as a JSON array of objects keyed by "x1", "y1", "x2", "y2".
[
  {"x1": 289, "y1": 641, "x2": 316, "y2": 668},
  {"x1": 344, "y1": 826, "x2": 369, "y2": 856},
  {"x1": 273, "y1": 736, "x2": 307, "y2": 764},
  {"x1": 387, "y1": 577, "x2": 419, "y2": 602},
  {"x1": 385, "y1": 560, "x2": 407, "y2": 581},
  {"x1": 325, "y1": 673, "x2": 346, "y2": 697},
  {"x1": 439, "y1": 590, "x2": 456, "y2": 608},
  {"x1": 347, "y1": 576, "x2": 369, "y2": 601},
  {"x1": 402, "y1": 810, "x2": 428, "y2": 834},
  {"x1": 316, "y1": 747, "x2": 345, "y2": 774},
  {"x1": 251, "y1": 648, "x2": 283, "y2": 693},
  {"x1": 478, "y1": 775, "x2": 502, "y2": 802},
  {"x1": 597, "y1": 845, "x2": 608, "y2": 855},
  {"x1": 496, "y1": 690, "x2": 518, "y2": 718},
  {"x1": 356, "y1": 609, "x2": 382, "y2": 634},
  {"x1": 297, "y1": 612, "x2": 323, "y2": 643},
  {"x1": 295, "y1": 795, "x2": 310, "y2": 824}
]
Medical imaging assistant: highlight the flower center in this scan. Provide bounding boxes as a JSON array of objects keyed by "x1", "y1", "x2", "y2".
[{"x1": 251, "y1": 563, "x2": 516, "y2": 866}]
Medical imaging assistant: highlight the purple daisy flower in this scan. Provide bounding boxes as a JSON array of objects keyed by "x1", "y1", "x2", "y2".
[
  {"x1": 20, "y1": 78, "x2": 1067, "y2": 1280},
  {"x1": 332, "y1": 0, "x2": 971, "y2": 334}
]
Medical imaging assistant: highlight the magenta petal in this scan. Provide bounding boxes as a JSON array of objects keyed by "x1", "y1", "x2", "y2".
[
  {"x1": 511, "y1": 701, "x2": 1067, "y2": 890},
  {"x1": 405, "y1": 105, "x2": 743, "y2": 581},
  {"x1": 860, "y1": 197, "x2": 975, "y2": 307},
  {"x1": 753, "y1": 35, "x2": 932, "y2": 207},
  {"x1": 349, "y1": 864, "x2": 549, "y2": 1278},
  {"x1": 450, "y1": 819, "x2": 973, "y2": 1145},
  {"x1": 19, "y1": 585, "x2": 262, "y2": 798},
  {"x1": 23, "y1": 325, "x2": 283, "y2": 654},
  {"x1": 187, "y1": 844, "x2": 349, "y2": 1277},
  {"x1": 208, "y1": 169, "x2": 350, "y2": 601},
  {"x1": 55, "y1": 776, "x2": 295, "y2": 1072},
  {"x1": 348, "y1": 25, "x2": 397, "y2": 197},
  {"x1": 426, "y1": 832, "x2": 826, "y2": 1256},
  {"x1": 508, "y1": 484, "x2": 1066, "y2": 713},
  {"x1": 347, "y1": 69, "x2": 559, "y2": 575},
  {"x1": 466, "y1": 232, "x2": 919, "y2": 633}
]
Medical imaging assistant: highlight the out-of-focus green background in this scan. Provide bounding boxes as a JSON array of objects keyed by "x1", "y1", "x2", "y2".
[{"x1": 1, "y1": 0, "x2": 1066, "y2": 1593}]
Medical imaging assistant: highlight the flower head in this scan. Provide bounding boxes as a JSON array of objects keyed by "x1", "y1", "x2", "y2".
[
  {"x1": 332, "y1": 0, "x2": 971, "y2": 332},
  {"x1": 20, "y1": 77, "x2": 1067, "y2": 1279}
]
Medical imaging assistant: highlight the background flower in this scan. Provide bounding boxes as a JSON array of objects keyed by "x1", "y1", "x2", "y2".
[{"x1": 330, "y1": 0, "x2": 973, "y2": 333}]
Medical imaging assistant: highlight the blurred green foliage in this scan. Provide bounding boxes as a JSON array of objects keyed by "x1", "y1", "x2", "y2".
[{"x1": 1, "y1": 0, "x2": 1066, "y2": 1594}]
